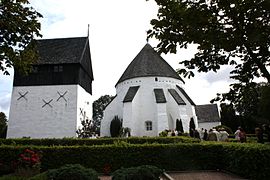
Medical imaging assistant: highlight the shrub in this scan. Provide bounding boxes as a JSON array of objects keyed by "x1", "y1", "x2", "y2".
[
  {"x1": 159, "y1": 130, "x2": 168, "y2": 137},
  {"x1": 112, "y1": 165, "x2": 163, "y2": 180},
  {"x1": 110, "y1": 116, "x2": 122, "y2": 137},
  {"x1": 47, "y1": 164, "x2": 99, "y2": 180},
  {"x1": 0, "y1": 136, "x2": 199, "y2": 146}
]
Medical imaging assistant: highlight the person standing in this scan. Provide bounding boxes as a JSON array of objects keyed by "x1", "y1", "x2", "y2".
[
  {"x1": 255, "y1": 127, "x2": 264, "y2": 144},
  {"x1": 203, "y1": 129, "x2": 208, "y2": 141},
  {"x1": 239, "y1": 127, "x2": 247, "y2": 143},
  {"x1": 234, "y1": 127, "x2": 241, "y2": 142}
]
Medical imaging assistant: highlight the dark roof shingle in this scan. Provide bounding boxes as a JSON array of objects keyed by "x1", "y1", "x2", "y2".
[
  {"x1": 168, "y1": 89, "x2": 186, "y2": 105},
  {"x1": 195, "y1": 104, "x2": 220, "y2": 123},
  {"x1": 123, "y1": 86, "x2": 140, "y2": 102},
  {"x1": 176, "y1": 85, "x2": 196, "y2": 106},
  {"x1": 154, "y1": 89, "x2": 166, "y2": 103},
  {"x1": 36, "y1": 37, "x2": 93, "y2": 79},
  {"x1": 36, "y1": 37, "x2": 88, "y2": 64},
  {"x1": 116, "y1": 44, "x2": 184, "y2": 86}
]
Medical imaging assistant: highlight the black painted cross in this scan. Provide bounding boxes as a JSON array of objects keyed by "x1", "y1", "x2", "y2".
[
  {"x1": 57, "y1": 91, "x2": 67, "y2": 102},
  {"x1": 17, "y1": 91, "x2": 29, "y2": 101},
  {"x1": 42, "y1": 99, "x2": 53, "y2": 108}
]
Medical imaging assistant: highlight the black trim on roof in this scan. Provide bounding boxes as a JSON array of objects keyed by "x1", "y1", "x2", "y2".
[
  {"x1": 116, "y1": 44, "x2": 184, "y2": 86},
  {"x1": 168, "y1": 89, "x2": 186, "y2": 105},
  {"x1": 154, "y1": 89, "x2": 166, "y2": 103},
  {"x1": 195, "y1": 104, "x2": 220, "y2": 123},
  {"x1": 176, "y1": 85, "x2": 195, "y2": 106},
  {"x1": 123, "y1": 86, "x2": 140, "y2": 102}
]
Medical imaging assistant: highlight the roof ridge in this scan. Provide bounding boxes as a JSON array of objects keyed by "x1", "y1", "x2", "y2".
[{"x1": 36, "y1": 36, "x2": 88, "y2": 41}]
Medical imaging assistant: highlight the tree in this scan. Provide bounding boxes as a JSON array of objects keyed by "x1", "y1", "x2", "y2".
[
  {"x1": 0, "y1": 112, "x2": 7, "y2": 138},
  {"x1": 76, "y1": 119, "x2": 95, "y2": 138},
  {"x1": 176, "y1": 119, "x2": 184, "y2": 133},
  {"x1": 77, "y1": 95, "x2": 114, "y2": 137},
  {"x1": 110, "y1": 116, "x2": 122, "y2": 137},
  {"x1": 189, "y1": 117, "x2": 196, "y2": 137},
  {"x1": 0, "y1": 0, "x2": 42, "y2": 75},
  {"x1": 215, "y1": 83, "x2": 270, "y2": 133},
  {"x1": 92, "y1": 95, "x2": 114, "y2": 134},
  {"x1": 148, "y1": 0, "x2": 270, "y2": 82},
  {"x1": 219, "y1": 103, "x2": 240, "y2": 132}
]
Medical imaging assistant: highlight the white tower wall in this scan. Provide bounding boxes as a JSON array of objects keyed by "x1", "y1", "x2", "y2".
[{"x1": 7, "y1": 85, "x2": 92, "y2": 138}]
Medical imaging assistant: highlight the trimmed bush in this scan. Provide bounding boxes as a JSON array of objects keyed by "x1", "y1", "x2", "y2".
[
  {"x1": 110, "y1": 116, "x2": 122, "y2": 137},
  {"x1": 0, "y1": 136, "x2": 199, "y2": 146},
  {"x1": 47, "y1": 164, "x2": 98, "y2": 180},
  {"x1": 1, "y1": 141, "x2": 270, "y2": 179},
  {"x1": 112, "y1": 165, "x2": 163, "y2": 180}
]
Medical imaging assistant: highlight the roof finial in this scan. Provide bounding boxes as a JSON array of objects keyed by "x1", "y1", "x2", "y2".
[
  {"x1": 87, "y1": 24, "x2": 90, "y2": 37},
  {"x1": 146, "y1": 30, "x2": 149, "y2": 44}
]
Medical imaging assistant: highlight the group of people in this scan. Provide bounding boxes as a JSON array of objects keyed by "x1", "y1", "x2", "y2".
[
  {"x1": 165, "y1": 124, "x2": 270, "y2": 144},
  {"x1": 190, "y1": 128, "x2": 229, "y2": 142}
]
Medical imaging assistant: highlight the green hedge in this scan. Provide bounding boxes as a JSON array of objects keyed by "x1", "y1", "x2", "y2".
[
  {"x1": 0, "y1": 143, "x2": 269, "y2": 179},
  {"x1": 0, "y1": 136, "x2": 199, "y2": 146}
]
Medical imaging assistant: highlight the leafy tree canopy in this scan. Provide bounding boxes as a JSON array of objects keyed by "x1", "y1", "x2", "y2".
[
  {"x1": 148, "y1": 0, "x2": 270, "y2": 82},
  {"x1": 92, "y1": 95, "x2": 114, "y2": 133},
  {"x1": 215, "y1": 83, "x2": 270, "y2": 132},
  {"x1": 0, "y1": 0, "x2": 42, "y2": 75},
  {"x1": 77, "y1": 95, "x2": 114, "y2": 138}
]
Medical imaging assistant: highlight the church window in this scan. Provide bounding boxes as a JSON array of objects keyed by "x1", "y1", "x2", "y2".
[
  {"x1": 54, "y1": 65, "x2": 63, "y2": 72},
  {"x1": 155, "y1": 77, "x2": 158, "y2": 81},
  {"x1": 145, "y1": 121, "x2": 152, "y2": 131}
]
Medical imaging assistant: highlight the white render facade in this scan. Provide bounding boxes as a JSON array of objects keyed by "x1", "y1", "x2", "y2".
[
  {"x1": 100, "y1": 44, "x2": 210, "y2": 137},
  {"x1": 7, "y1": 84, "x2": 92, "y2": 138},
  {"x1": 101, "y1": 76, "x2": 198, "y2": 137}
]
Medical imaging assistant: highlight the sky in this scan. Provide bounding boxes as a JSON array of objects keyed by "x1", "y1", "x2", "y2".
[{"x1": 0, "y1": 0, "x2": 234, "y2": 118}]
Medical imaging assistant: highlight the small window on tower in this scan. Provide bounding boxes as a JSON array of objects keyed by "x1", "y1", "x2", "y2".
[
  {"x1": 145, "y1": 121, "x2": 152, "y2": 131},
  {"x1": 59, "y1": 65, "x2": 63, "y2": 72},
  {"x1": 54, "y1": 65, "x2": 63, "y2": 72},
  {"x1": 155, "y1": 77, "x2": 158, "y2": 81}
]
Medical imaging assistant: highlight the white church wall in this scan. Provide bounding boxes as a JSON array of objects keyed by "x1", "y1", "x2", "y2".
[
  {"x1": 101, "y1": 76, "x2": 194, "y2": 137},
  {"x1": 165, "y1": 89, "x2": 180, "y2": 130},
  {"x1": 100, "y1": 97, "x2": 120, "y2": 137},
  {"x1": 7, "y1": 85, "x2": 79, "y2": 138},
  {"x1": 156, "y1": 103, "x2": 168, "y2": 134},
  {"x1": 123, "y1": 102, "x2": 133, "y2": 133},
  {"x1": 198, "y1": 122, "x2": 221, "y2": 131},
  {"x1": 76, "y1": 85, "x2": 92, "y2": 130}
]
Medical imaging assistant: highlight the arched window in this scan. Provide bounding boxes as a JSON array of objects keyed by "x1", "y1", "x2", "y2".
[{"x1": 145, "y1": 121, "x2": 152, "y2": 131}]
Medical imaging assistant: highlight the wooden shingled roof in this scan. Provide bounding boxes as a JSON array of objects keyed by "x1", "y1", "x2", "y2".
[
  {"x1": 36, "y1": 37, "x2": 93, "y2": 79},
  {"x1": 195, "y1": 104, "x2": 220, "y2": 123},
  {"x1": 116, "y1": 44, "x2": 184, "y2": 86}
]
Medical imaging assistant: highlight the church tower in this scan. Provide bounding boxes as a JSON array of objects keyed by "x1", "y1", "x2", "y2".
[{"x1": 7, "y1": 37, "x2": 94, "y2": 138}]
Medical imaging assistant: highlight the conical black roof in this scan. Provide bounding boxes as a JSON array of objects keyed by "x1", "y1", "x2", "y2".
[{"x1": 116, "y1": 44, "x2": 184, "y2": 86}]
